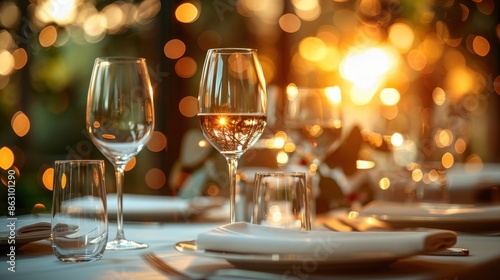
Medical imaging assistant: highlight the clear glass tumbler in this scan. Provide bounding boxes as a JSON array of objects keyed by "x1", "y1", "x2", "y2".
[
  {"x1": 51, "y1": 160, "x2": 108, "y2": 262},
  {"x1": 251, "y1": 172, "x2": 311, "y2": 230}
]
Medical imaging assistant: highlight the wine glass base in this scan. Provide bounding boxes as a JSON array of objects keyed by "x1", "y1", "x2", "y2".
[{"x1": 106, "y1": 239, "x2": 148, "y2": 250}]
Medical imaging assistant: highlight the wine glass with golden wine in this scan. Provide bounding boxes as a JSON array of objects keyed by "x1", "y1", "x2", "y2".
[{"x1": 198, "y1": 48, "x2": 267, "y2": 223}]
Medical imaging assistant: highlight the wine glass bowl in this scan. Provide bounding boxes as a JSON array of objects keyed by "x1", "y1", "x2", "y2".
[
  {"x1": 285, "y1": 86, "x2": 343, "y2": 164},
  {"x1": 86, "y1": 57, "x2": 154, "y2": 250},
  {"x1": 198, "y1": 48, "x2": 267, "y2": 223}
]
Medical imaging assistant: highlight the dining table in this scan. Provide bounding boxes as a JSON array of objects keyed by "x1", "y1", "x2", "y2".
[{"x1": 1, "y1": 205, "x2": 500, "y2": 280}]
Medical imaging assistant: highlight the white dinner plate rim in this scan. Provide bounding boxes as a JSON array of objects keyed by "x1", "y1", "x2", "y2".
[{"x1": 174, "y1": 240, "x2": 403, "y2": 270}]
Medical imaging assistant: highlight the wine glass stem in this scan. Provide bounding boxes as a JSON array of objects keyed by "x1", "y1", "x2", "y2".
[
  {"x1": 226, "y1": 157, "x2": 239, "y2": 224},
  {"x1": 114, "y1": 166, "x2": 126, "y2": 240}
]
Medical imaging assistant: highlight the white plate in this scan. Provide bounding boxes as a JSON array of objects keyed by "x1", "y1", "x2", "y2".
[
  {"x1": 174, "y1": 240, "x2": 401, "y2": 271},
  {"x1": 360, "y1": 201, "x2": 500, "y2": 232}
]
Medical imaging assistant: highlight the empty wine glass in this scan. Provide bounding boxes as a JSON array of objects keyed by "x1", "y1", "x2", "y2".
[
  {"x1": 285, "y1": 86, "x2": 343, "y2": 165},
  {"x1": 86, "y1": 57, "x2": 154, "y2": 250},
  {"x1": 284, "y1": 86, "x2": 343, "y2": 212},
  {"x1": 198, "y1": 48, "x2": 267, "y2": 223}
]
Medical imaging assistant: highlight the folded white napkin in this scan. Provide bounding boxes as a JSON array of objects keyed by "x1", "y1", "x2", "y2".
[
  {"x1": 196, "y1": 222, "x2": 456, "y2": 257},
  {"x1": 0, "y1": 215, "x2": 51, "y2": 247}
]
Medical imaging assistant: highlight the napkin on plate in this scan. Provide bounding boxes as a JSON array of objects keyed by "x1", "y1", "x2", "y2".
[
  {"x1": 0, "y1": 215, "x2": 51, "y2": 248},
  {"x1": 196, "y1": 222, "x2": 457, "y2": 257}
]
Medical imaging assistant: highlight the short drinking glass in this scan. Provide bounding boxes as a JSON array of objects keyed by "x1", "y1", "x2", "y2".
[
  {"x1": 252, "y1": 172, "x2": 311, "y2": 231},
  {"x1": 51, "y1": 160, "x2": 108, "y2": 262}
]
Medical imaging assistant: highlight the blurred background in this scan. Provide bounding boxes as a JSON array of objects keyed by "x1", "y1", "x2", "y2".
[{"x1": 1, "y1": 0, "x2": 499, "y2": 215}]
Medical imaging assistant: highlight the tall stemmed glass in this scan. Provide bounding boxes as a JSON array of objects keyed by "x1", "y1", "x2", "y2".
[
  {"x1": 86, "y1": 57, "x2": 154, "y2": 250},
  {"x1": 284, "y1": 86, "x2": 343, "y2": 208},
  {"x1": 198, "y1": 48, "x2": 267, "y2": 223}
]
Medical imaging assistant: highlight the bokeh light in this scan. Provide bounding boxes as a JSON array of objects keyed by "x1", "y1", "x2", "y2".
[
  {"x1": 175, "y1": 2, "x2": 200, "y2": 23},
  {"x1": 279, "y1": 13, "x2": 301, "y2": 33},
  {"x1": 145, "y1": 168, "x2": 166, "y2": 189},
  {"x1": 11, "y1": 111, "x2": 30, "y2": 137},
  {"x1": 42, "y1": 167, "x2": 54, "y2": 191},
  {"x1": 164, "y1": 39, "x2": 186, "y2": 59},
  {"x1": 146, "y1": 131, "x2": 168, "y2": 152},
  {"x1": 179, "y1": 96, "x2": 198, "y2": 117},
  {"x1": 175, "y1": 57, "x2": 197, "y2": 78},
  {"x1": 0, "y1": 147, "x2": 14, "y2": 170}
]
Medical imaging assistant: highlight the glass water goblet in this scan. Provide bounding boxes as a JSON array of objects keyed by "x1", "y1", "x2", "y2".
[
  {"x1": 198, "y1": 48, "x2": 267, "y2": 223},
  {"x1": 284, "y1": 86, "x2": 343, "y2": 212},
  {"x1": 86, "y1": 57, "x2": 154, "y2": 250}
]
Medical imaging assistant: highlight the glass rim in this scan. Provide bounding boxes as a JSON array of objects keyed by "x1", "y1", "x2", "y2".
[
  {"x1": 207, "y1": 48, "x2": 257, "y2": 54},
  {"x1": 95, "y1": 56, "x2": 145, "y2": 62},
  {"x1": 54, "y1": 159, "x2": 104, "y2": 165},
  {"x1": 255, "y1": 171, "x2": 306, "y2": 177}
]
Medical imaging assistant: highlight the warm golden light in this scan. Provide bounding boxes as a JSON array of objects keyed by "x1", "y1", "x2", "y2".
[
  {"x1": 35, "y1": 0, "x2": 80, "y2": 26},
  {"x1": 411, "y1": 168, "x2": 423, "y2": 182},
  {"x1": 0, "y1": 147, "x2": 14, "y2": 170},
  {"x1": 390, "y1": 133, "x2": 403, "y2": 147},
  {"x1": 0, "y1": 2, "x2": 20, "y2": 29},
  {"x1": 350, "y1": 86, "x2": 378, "y2": 106},
  {"x1": 454, "y1": 138, "x2": 467, "y2": 154},
  {"x1": 299, "y1": 37, "x2": 326, "y2": 62},
  {"x1": 284, "y1": 142, "x2": 296, "y2": 153},
  {"x1": 175, "y1": 2, "x2": 199, "y2": 23},
  {"x1": 179, "y1": 96, "x2": 198, "y2": 117},
  {"x1": 407, "y1": 49, "x2": 427, "y2": 71},
  {"x1": 388, "y1": 22, "x2": 414, "y2": 52},
  {"x1": 472, "y1": 35, "x2": 490, "y2": 57},
  {"x1": 445, "y1": 66, "x2": 474, "y2": 99},
  {"x1": 286, "y1": 83, "x2": 299, "y2": 100},
  {"x1": 175, "y1": 57, "x2": 197, "y2": 78},
  {"x1": 102, "y1": 134, "x2": 116, "y2": 140},
  {"x1": 325, "y1": 86, "x2": 341, "y2": 104},
  {"x1": 276, "y1": 151, "x2": 289, "y2": 165},
  {"x1": 146, "y1": 131, "x2": 167, "y2": 152},
  {"x1": 32, "y1": 203, "x2": 47, "y2": 213},
  {"x1": 124, "y1": 156, "x2": 136, "y2": 171},
  {"x1": 0, "y1": 50, "x2": 14, "y2": 76},
  {"x1": 465, "y1": 155, "x2": 483, "y2": 172},
  {"x1": 279, "y1": 13, "x2": 301, "y2": 33},
  {"x1": 145, "y1": 168, "x2": 166, "y2": 189},
  {"x1": 60, "y1": 173, "x2": 67, "y2": 189},
  {"x1": 198, "y1": 140, "x2": 208, "y2": 148},
  {"x1": 356, "y1": 160, "x2": 375, "y2": 169},
  {"x1": 432, "y1": 87, "x2": 446, "y2": 105},
  {"x1": 11, "y1": 111, "x2": 30, "y2": 137},
  {"x1": 442, "y1": 152, "x2": 454, "y2": 168},
  {"x1": 42, "y1": 167, "x2": 54, "y2": 191},
  {"x1": 340, "y1": 48, "x2": 393, "y2": 92},
  {"x1": 379, "y1": 177, "x2": 390, "y2": 190},
  {"x1": 12, "y1": 48, "x2": 28, "y2": 70},
  {"x1": 379, "y1": 88, "x2": 400, "y2": 106},
  {"x1": 83, "y1": 14, "x2": 106, "y2": 39},
  {"x1": 434, "y1": 129, "x2": 453, "y2": 148},
  {"x1": 39, "y1": 25, "x2": 58, "y2": 47},
  {"x1": 164, "y1": 39, "x2": 186, "y2": 59}
]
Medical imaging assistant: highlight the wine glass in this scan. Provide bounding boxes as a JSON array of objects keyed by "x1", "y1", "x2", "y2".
[
  {"x1": 86, "y1": 57, "x2": 154, "y2": 250},
  {"x1": 198, "y1": 48, "x2": 267, "y2": 223},
  {"x1": 284, "y1": 86, "x2": 343, "y2": 209}
]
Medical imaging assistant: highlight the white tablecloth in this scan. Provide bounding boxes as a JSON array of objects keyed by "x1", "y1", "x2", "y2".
[{"x1": 1, "y1": 220, "x2": 499, "y2": 280}]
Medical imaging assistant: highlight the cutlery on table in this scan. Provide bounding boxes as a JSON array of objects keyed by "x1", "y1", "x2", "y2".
[{"x1": 142, "y1": 252, "x2": 282, "y2": 280}]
